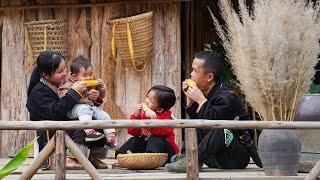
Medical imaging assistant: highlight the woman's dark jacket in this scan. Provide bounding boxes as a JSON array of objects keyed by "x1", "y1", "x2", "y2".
[{"x1": 26, "y1": 82, "x2": 84, "y2": 151}]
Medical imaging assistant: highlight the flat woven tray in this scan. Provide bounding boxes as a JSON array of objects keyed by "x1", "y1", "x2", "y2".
[{"x1": 117, "y1": 153, "x2": 168, "y2": 170}]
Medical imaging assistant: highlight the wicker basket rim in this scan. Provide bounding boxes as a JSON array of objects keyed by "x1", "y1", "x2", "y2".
[
  {"x1": 117, "y1": 153, "x2": 168, "y2": 158},
  {"x1": 24, "y1": 19, "x2": 67, "y2": 26},
  {"x1": 109, "y1": 11, "x2": 153, "y2": 24}
]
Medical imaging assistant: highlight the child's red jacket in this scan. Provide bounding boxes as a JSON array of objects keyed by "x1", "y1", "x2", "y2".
[{"x1": 128, "y1": 111, "x2": 180, "y2": 154}]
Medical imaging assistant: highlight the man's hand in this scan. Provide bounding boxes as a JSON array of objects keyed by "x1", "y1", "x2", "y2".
[
  {"x1": 182, "y1": 80, "x2": 194, "y2": 107},
  {"x1": 186, "y1": 86, "x2": 207, "y2": 105},
  {"x1": 87, "y1": 89, "x2": 100, "y2": 101}
]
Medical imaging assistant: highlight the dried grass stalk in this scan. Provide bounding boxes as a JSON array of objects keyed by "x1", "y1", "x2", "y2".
[{"x1": 209, "y1": 0, "x2": 320, "y2": 121}]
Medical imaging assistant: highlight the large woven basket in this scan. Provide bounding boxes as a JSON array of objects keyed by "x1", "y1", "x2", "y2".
[
  {"x1": 24, "y1": 19, "x2": 68, "y2": 73},
  {"x1": 109, "y1": 11, "x2": 153, "y2": 72},
  {"x1": 117, "y1": 153, "x2": 168, "y2": 170}
]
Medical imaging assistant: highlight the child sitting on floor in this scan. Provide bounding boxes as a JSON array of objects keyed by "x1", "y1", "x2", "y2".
[
  {"x1": 113, "y1": 85, "x2": 180, "y2": 168},
  {"x1": 58, "y1": 55, "x2": 116, "y2": 148}
]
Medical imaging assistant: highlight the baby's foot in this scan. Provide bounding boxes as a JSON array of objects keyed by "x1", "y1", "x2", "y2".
[{"x1": 85, "y1": 129, "x2": 105, "y2": 142}]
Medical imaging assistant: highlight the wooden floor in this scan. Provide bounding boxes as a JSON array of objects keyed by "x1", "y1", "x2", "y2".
[{"x1": 0, "y1": 158, "x2": 309, "y2": 180}]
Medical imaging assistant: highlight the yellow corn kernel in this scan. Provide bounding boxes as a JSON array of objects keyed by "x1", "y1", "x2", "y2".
[
  {"x1": 186, "y1": 79, "x2": 196, "y2": 87},
  {"x1": 81, "y1": 80, "x2": 98, "y2": 87},
  {"x1": 141, "y1": 103, "x2": 149, "y2": 111}
]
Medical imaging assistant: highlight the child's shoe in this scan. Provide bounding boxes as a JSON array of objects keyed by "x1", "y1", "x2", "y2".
[
  {"x1": 85, "y1": 129, "x2": 105, "y2": 142},
  {"x1": 170, "y1": 153, "x2": 186, "y2": 163}
]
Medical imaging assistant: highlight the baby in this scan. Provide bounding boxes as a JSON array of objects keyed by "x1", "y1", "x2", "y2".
[{"x1": 58, "y1": 55, "x2": 116, "y2": 148}]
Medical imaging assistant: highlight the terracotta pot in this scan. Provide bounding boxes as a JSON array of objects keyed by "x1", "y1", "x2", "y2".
[{"x1": 258, "y1": 129, "x2": 301, "y2": 176}]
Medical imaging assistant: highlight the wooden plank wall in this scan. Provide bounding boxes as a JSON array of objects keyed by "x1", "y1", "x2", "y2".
[
  {"x1": 1, "y1": 0, "x2": 32, "y2": 157},
  {"x1": 0, "y1": 1, "x2": 181, "y2": 157}
]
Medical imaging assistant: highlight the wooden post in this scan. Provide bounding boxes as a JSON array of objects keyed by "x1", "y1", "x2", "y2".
[
  {"x1": 55, "y1": 130, "x2": 66, "y2": 180},
  {"x1": 185, "y1": 128, "x2": 199, "y2": 180},
  {"x1": 19, "y1": 137, "x2": 55, "y2": 180},
  {"x1": 65, "y1": 135, "x2": 103, "y2": 180},
  {"x1": 305, "y1": 159, "x2": 320, "y2": 180}
]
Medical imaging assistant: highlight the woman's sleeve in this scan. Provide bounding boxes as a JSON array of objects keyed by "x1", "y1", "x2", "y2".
[{"x1": 30, "y1": 88, "x2": 81, "y2": 120}]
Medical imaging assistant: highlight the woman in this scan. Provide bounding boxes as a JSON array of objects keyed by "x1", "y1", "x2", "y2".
[{"x1": 27, "y1": 50, "x2": 108, "y2": 169}]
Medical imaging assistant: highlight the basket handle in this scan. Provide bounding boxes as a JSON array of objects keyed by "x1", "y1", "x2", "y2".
[
  {"x1": 111, "y1": 25, "x2": 128, "y2": 71},
  {"x1": 43, "y1": 25, "x2": 47, "y2": 51},
  {"x1": 126, "y1": 22, "x2": 146, "y2": 72}
]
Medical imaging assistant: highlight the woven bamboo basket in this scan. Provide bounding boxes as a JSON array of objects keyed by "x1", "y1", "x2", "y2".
[
  {"x1": 109, "y1": 11, "x2": 153, "y2": 72},
  {"x1": 117, "y1": 153, "x2": 168, "y2": 170},
  {"x1": 24, "y1": 19, "x2": 68, "y2": 73}
]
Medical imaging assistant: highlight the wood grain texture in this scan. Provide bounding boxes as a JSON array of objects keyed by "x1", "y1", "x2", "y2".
[
  {"x1": 2, "y1": 120, "x2": 320, "y2": 130},
  {"x1": 19, "y1": 136, "x2": 55, "y2": 180},
  {"x1": 55, "y1": 130, "x2": 66, "y2": 180},
  {"x1": 1, "y1": 0, "x2": 31, "y2": 157},
  {"x1": 0, "y1": 2, "x2": 182, "y2": 156},
  {"x1": 186, "y1": 128, "x2": 199, "y2": 180}
]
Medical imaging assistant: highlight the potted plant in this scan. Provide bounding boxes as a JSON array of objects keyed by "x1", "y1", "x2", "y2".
[{"x1": 209, "y1": 0, "x2": 320, "y2": 176}]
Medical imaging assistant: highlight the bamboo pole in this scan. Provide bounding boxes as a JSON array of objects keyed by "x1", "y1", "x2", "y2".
[
  {"x1": 55, "y1": 130, "x2": 66, "y2": 180},
  {"x1": 305, "y1": 159, "x2": 320, "y2": 180},
  {"x1": 19, "y1": 136, "x2": 55, "y2": 180},
  {"x1": 65, "y1": 135, "x2": 103, "y2": 180},
  {"x1": 185, "y1": 128, "x2": 199, "y2": 180},
  {"x1": 1, "y1": 120, "x2": 320, "y2": 130},
  {"x1": 0, "y1": 0, "x2": 191, "y2": 11}
]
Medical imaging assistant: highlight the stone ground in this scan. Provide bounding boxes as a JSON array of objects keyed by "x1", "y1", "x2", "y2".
[{"x1": 0, "y1": 158, "x2": 310, "y2": 180}]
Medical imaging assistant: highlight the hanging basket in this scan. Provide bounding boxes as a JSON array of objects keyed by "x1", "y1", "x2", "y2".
[
  {"x1": 24, "y1": 19, "x2": 68, "y2": 73},
  {"x1": 109, "y1": 11, "x2": 153, "y2": 72}
]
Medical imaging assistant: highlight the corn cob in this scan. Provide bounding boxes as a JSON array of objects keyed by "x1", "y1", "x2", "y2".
[
  {"x1": 186, "y1": 79, "x2": 196, "y2": 87},
  {"x1": 141, "y1": 103, "x2": 149, "y2": 111},
  {"x1": 81, "y1": 80, "x2": 99, "y2": 87}
]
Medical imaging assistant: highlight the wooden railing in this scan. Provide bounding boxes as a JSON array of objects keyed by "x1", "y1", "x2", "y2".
[{"x1": 1, "y1": 120, "x2": 320, "y2": 180}]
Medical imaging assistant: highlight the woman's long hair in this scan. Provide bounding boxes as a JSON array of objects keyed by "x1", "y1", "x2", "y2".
[{"x1": 27, "y1": 50, "x2": 64, "y2": 96}]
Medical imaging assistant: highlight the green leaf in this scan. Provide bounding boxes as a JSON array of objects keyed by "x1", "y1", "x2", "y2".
[
  {"x1": 204, "y1": 44, "x2": 213, "y2": 52},
  {"x1": 0, "y1": 137, "x2": 37, "y2": 179},
  {"x1": 309, "y1": 83, "x2": 320, "y2": 94}
]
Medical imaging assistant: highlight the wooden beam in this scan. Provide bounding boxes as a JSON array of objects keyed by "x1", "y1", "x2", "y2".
[
  {"x1": 55, "y1": 130, "x2": 66, "y2": 180},
  {"x1": 185, "y1": 128, "x2": 199, "y2": 180},
  {"x1": 19, "y1": 136, "x2": 55, "y2": 180},
  {"x1": 1, "y1": 120, "x2": 320, "y2": 130},
  {"x1": 305, "y1": 159, "x2": 320, "y2": 180},
  {"x1": 0, "y1": 1, "x2": 191, "y2": 11},
  {"x1": 65, "y1": 135, "x2": 103, "y2": 180}
]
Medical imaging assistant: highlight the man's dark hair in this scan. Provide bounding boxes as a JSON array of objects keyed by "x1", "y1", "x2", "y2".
[
  {"x1": 148, "y1": 85, "x2": 176, "y2": 111},
  {"x1": 195, "y1": 51, "x2": 225, "y2": 81},
  {"x1": 70, "y1": 55, "x2": 92, "y2": 74}
]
